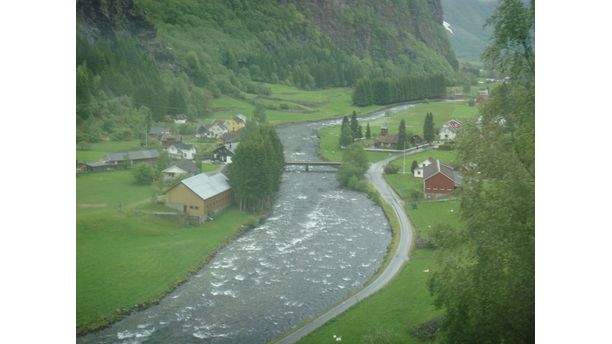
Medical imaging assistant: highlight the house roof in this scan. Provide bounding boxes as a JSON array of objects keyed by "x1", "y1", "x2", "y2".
[
  {"x1": 196, "y1": 124, "x2": 208, "y2": 133},
  {"x1": 444, "y1": 119, "x2": 463, "y2": 129},
  {"x1": 214, "y1": 142, "x2": 240, "y2": 154},
  {"x1": 162, "y1": 165, "x2": 188, "y2": 174},
  {"x1": 149, "y1": 127, "x2": 170, "y2": 135},
  {"x1": 375, "y1": 134, "x2": 398, "y2": 144},
  {"x1": 179, "y1": 173, "x2": 231, "y2": 200},
  {"x1": 84, "y1": 161, "x2": 114, "y2": 168},
  {"x1": 105, "y1": 149, "x2": 160, "y2": 162},
  {"x1": 423, "y1": 159, "x2": 461, "y2": 184},
  {"x1": 174, "y1": 159, "x2": 199, "y2": 173},
  {"x1": 170, "y1": 143, "x2": 195, "y2": 152},
  {"x1": 234, "y1": 114, "x2": 247, "y2": 123}
]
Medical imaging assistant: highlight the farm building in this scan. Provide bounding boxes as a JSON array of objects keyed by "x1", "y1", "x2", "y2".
[
  {"x1": 161, "y1": 134, "x2": 181, "y2": 148},
  {"x1": 165, "y1": 173, "x2": 232, "y2": 223},
  {"x1": 167, "y1": 143, "x2": 197, "y2": 160},
  {"x1": 212, "y1": 142, "x2": 239, "y2": 163},
  {"x1": 422, "y1": 159, "x2": 462, "y2": 198},
  {"x1": 374, "y1": 134, "x2": 398, "y2": 148},
  {"x1": 77, "y1": 161, "x2": 118, "y2": 173},
  {"x1": 149, "y1": 127, "x2": 170, "y2": 138},
  {"x1": 161, "y1": 160, "x2": 199, "y2": 181},
  {"x1": 439, "y1": 119, "x2": 463, "y2": 141},
  {"x1": 105, "y1": 149, "x2": 160, "y2": 166}
]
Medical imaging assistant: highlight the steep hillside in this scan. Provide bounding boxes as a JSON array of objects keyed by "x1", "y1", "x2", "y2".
[
  {"x1": 76, "y1": 0, "x2": 459, "y2": 141},
  {"x1": 441, "y1": 0, "x2": 498, "y2": 63}
]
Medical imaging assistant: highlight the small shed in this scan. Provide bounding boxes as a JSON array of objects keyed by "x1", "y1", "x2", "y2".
[{"x1": 161, "y1": 160, "x2": 199, "y2": 181}]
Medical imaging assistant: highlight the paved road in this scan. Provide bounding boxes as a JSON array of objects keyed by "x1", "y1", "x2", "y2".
[{"x1": 273, "y1": 151, "x2": 425, "y2": 344}]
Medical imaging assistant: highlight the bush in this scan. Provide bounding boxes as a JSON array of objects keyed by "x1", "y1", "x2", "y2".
[
  {"x1": 384, "y1": 164, "x2": 399, "y2": 174},
  {"x1": 438, "y1": 143, "x2": 454, "y2": 150},
  {"x1": 412, "y1": 316, "x2": 442, "y2": 341},
  {"x1": 468, "y1": 99, "x2": 476, "y2": 106},
  {"x1": 133, "y1": 163, "x2": 157, "y2": 185}
]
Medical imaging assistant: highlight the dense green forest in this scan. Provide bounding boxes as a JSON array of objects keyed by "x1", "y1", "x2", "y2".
[
  {"x1": 352, "y1": 74, "x2": 446, "y2": 106},
  {"x1": 76, "y1": 0, "x2": 459, "y2": 141}
]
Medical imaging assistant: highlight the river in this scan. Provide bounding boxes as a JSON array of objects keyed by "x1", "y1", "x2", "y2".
[{"x1": 78, "y1": 105, "x2": 410, "y2": 344}]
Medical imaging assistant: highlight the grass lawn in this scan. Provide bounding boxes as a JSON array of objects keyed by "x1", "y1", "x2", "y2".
[
  {"x1": 76, "y1": 170, "x2": 159, "y2": 210},
  {"x1": 77, "y1": 140, "x2": 143, "y2": 162},
  {"x1": 77, "y1": 207, "x2": 257, "y2": 333},
  {"x1": 201, "y1": 162, "x2": 221, "y2": 172}
]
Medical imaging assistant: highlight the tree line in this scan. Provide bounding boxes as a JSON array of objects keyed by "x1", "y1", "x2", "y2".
[{"x1": 352, "y1": 74, "x2": 447, "y2": 106}]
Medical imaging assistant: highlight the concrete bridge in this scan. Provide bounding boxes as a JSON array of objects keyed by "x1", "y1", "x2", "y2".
[{"x1": 285, "y1": 160, "x2": 342, "y2": 172}]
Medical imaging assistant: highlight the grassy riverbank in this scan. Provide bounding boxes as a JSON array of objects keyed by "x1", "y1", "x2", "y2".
[
  {"x1": 298, "y1": 155, "x2": 464, "y2": 344},
  {"x1": 76, "y1": 170, "x2": 258, "y2": 334}
]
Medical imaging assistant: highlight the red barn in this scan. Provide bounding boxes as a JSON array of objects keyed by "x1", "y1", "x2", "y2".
[{"x1": 423, "y1": 160, "x2": 462, "y2": 198}]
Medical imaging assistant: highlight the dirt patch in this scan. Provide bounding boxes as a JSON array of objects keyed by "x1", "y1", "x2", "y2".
[{"x1": 77, "y1": 203, "x2": 108, "y2": 208}]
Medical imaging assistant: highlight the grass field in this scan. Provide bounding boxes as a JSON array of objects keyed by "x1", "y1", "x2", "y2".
[
  {"x1": 77, "y1": 207, "x2": 257, "y2": 332},
  {"x1": 297, "y1": 157, "x2": 463, "y2": 344},
  {"x1": 76, "y1": 170, "x2": 159, "y2": 211},
  {"x1": 208, "y1": 84, "x2": 380, "y2": 125},
  {"x1": 76, "y1": 168, "x2": 257, "y2": 333}
]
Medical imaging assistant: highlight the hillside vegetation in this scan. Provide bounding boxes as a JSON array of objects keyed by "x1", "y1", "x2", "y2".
[{"x1": 76, "y1": 0, "x2": 459, "y2": 141}]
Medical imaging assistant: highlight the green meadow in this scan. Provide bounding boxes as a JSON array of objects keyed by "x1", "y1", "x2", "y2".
[{"x1": 76, "y1": 169, "x2": 257, "y2": 333}]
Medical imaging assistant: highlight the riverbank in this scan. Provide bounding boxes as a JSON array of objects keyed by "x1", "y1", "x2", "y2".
[{"x1": 76, "y1": 207, "x2": 260, "y2": 335}]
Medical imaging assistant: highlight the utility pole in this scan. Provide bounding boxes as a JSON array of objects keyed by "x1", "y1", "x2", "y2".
[{"x1": 402, "y1": 141, "x2": 406, "y2": 174}]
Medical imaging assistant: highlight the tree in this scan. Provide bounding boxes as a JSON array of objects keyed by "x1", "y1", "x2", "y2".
[
  {"x1": 253, "y1": 103, "x2": 267, "y2": 123},
  {"x1": 423, "y1": 112, "x2": 435, "y2": 142},
  {"x1": 336, "y1": 144, "x2": 368, "y2": 190},
  {"x1": 358, "y1": 125, "x2": 363, "y2": 140},
  {"x1": 133, "y1": 163, "x2": 157, "y2": 185},
  {"x1": 428, "y1": 1, "x2": 535, "y2": 343},
  {"x1": 339, "y1": 122, "x2": 354, "y2": 147},
  {"x1": 397, "y1": 119, "x2": 408, "y2": 149},
  {"x1": 350, "y1": 111, "x2": 360, "y2": 138},
  {"x1": 365, "y1": 122, "x2": 371, "y2": 139},
  {"x1": 410, "y1": 160, "x2": 418, "y2": 173}
]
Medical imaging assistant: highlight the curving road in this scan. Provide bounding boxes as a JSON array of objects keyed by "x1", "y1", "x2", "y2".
[{"x1": 273, "y1": 152, "x2": 421, "y2": 344}]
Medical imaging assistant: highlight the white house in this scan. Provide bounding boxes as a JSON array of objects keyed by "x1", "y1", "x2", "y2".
[
  {"x1": 167, "y1": 143, "x2": 197, "y2": 160},
  {"x1": 413, "y1": 157, "x2": 436, "y2": 178},
  {"x1": 439, "y1": 119, "x2": 463, "y2": 141},
  {"x1": 161, "y1": 160, "x2": 199, "y2": 181},
  {"x1": 173, "y1": 114, "x2": 188, "y2": 125},
  {"x1": 206, "y1": 121, "x2": 230, "y2": 139}
]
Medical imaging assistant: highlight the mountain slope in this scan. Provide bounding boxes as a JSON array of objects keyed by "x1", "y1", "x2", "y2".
[
  {"x1": 76, "y1": 0, "x2": 459, "y2": 140},
  {"x1": 441, "y1": 0, "x2": 498, "y2": 63}
]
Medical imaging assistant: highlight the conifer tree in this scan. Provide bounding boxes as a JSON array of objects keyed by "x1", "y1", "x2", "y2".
[
  {"x1": 365, "y1": 122, "x2": 371, "y2": 139},
  {"x1": 350, "y1": 111, "x2": 360, "y2": 138},
  {"x1": 339, "y1": 122, "x2": 354, "y2": 147},
  {"x1": 397, "y1": 119, "x2": 408, "y2": 149},
  {"x1": 423, "y1": 112, "x2": 435, "y2": 142}
]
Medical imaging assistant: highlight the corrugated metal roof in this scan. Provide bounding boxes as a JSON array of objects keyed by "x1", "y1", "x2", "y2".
[
  {"x1": 181, "y1": 173, "x2": 231, "y2": 200},
  {"x1": 149, "y1": 127, "x2": 170, "y2": 135},
  {"x1": 105, "y1": 149, "x2": 160, "y2": 162},
  {"x1": 423, "y1": 159, "x2": 461, "y2": 183}
]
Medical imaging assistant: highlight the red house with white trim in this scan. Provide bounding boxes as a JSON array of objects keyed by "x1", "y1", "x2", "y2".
[{"x1": 422, "y1": 160, "x2": 462, "y2": 198}]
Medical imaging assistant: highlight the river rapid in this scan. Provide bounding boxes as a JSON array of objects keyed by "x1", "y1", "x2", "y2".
[{"x1": 78, "y1": 106, "x2": 411, "y2": 344}]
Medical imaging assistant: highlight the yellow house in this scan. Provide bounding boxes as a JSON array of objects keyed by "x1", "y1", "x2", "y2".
[{"x1": 165, "y1": 173, "x2": 232, "y2": 222}]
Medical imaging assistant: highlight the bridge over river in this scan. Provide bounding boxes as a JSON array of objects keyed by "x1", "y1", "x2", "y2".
[{"x1": 285, "y1": 160, "x2": 341, "y2": 171}]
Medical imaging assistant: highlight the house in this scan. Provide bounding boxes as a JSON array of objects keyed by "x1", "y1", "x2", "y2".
[
  {"x1": 235, "y1": 113, "x2": 247, "y2": 123},
  {"x1": 422, "y1": 160, "x2": 462, "y2": 198},
  {"x1": 161, "y1": 160, "x2": 199, "y2": 181},
  {"x1": 439, "y1": 119, "x2": 463, "y2": 141},
  {"x1": 212, "y1": 142, "x2": 240, "y2": 163},
  {"x1": 206, "y1": 120, "x2": 230, "y2": 139},
  {"x1": 149, "y1": 127, "x2": 170, "y2": 138},
  {"x1": 173, "y1": 114, "x2": 188, "y2": 124},
  {"x1": 374, "y1": 134, "x2": 398, "y2": 148},
  {"x1": 225, "y1": 117, "x2": 245, "y2": 132},
  {"x1": 165, "y1": 172, "x2": 232, "y2": 223},
  {"x1": 161, "y1": 134, "x2": 181, "y2": 148},
  {"x1": 167, "y1": 143, "x2": 197, "y2": 160},
  {"x1": 220, "y1": 131, "x2": 239, "y2": 144},
  {"x1": 105, "y1": 149, "x2": 160, "y2": 166},
  {"x1": 413, "y1": 157, "x2": 436, "y2": 178},
  {"x1": 195, "y1": 124, "x2": 208, "y2": 140}
]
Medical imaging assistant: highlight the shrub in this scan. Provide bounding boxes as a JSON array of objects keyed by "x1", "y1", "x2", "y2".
[
  {"x1": 468, "y1": 99, "x2": 476, "y2": 106},
  {"x1": 133, "y1": 163, "x2": 157, "y2": 185},
  {"x1": 438, "y1": 143, "x2": 454, "y2": 150},
  {"x1": 412, "y1": 316, "x2": 442, "y2": 341},
  {"x1": 384, "y1": 164, "x2": 399, "y2": 174}
]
